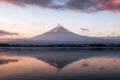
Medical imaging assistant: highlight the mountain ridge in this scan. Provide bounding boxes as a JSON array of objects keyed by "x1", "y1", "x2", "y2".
[{"x1": 3, "y1": 25, "x2": 120, "y2": 45}]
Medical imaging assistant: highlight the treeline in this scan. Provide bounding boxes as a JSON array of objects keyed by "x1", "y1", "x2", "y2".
[{"x1": 0, "y1": 43, "x2": 120, "y2": 47}]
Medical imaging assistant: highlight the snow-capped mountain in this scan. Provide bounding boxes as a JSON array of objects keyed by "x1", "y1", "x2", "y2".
[
  {"x1": 6, "y1": 25, "x2": 120, "y2": 45},
  {"x1": 30, "y1": 25, "x2": 101, "y2": 44},
  {"x1": 30, "y1": 25, "x2": 93, "y2": 44}
]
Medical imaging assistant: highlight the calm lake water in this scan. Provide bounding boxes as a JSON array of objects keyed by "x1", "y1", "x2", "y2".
[{"x1": 0, "y1": 48, "x2": 120, "y2": 80}]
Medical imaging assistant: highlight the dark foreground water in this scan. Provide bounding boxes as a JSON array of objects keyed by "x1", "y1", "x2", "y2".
[{"x1": 0, "y1": 48, "x2": 120, "y2": 80}]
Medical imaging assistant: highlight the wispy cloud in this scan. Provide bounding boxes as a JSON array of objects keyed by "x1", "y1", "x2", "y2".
[
  {"x1": 0, "y1": 0, "x2": 52, "y2": 7},
  {"x1": 0, "y1": 0, "x2": 120, "y2": 12},
  {"x1": 80, "y1": 28, "x2": 89, "y2": 31},
  {"x1": 0, "y1": 30, "x2": 19, "y2": 36}
]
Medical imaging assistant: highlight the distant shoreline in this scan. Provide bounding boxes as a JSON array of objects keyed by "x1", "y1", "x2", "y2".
[
  {"x1": 0, "y1": 46, "x2": 120, "y2": 50},
  {"x1": 0, "y1": 43, "x2": 120, "y2": 49}
]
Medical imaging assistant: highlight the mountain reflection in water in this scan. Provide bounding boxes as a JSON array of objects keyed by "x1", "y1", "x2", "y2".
[
  {"x1": 0, "y1": 59, "x2": 18, "y2": 65},
  {"x1": 0, "y1": 48, "x2": 120, "y2": 80}
]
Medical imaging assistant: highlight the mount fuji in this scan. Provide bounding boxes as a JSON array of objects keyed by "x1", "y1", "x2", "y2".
[
  {"x1": 6, "y1": 25, "x2": 120, "y2": 45},
  {"x1": 30, "y1": 25, "x2": 94, "y2": 44}
]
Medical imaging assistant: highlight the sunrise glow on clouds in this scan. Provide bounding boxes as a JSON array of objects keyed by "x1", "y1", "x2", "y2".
[{"x1": 0, "y1": 0, "x2": 120, "y2": 38}]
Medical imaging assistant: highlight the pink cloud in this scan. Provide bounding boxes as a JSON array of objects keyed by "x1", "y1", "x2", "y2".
[{"x1": 0, "y1": 0, "x2": 120, "y2": 12}]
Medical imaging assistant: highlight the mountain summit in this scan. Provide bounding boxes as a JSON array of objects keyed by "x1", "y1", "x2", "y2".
[
  {"x1": 49, "y1": 25, "x2": 70, "y2": 33},
  {"x1": 30, "y1": 25, "x2": 92, "y2": 44}
]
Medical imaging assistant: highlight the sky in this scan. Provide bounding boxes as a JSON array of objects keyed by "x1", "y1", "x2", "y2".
[{"x1": 0, "y1": 0, "x2": 120, "y2": 39}]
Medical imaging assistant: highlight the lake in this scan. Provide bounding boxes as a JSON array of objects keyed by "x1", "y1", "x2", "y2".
[{"x1": 0, "y1": 48, "x2": 120, "y2": 80}]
